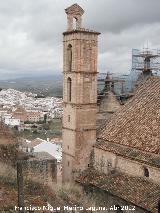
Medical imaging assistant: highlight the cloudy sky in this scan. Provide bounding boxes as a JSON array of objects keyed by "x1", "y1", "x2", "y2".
[{"x1": 0, "y1": 0, "x2": 160, "y2": 79}]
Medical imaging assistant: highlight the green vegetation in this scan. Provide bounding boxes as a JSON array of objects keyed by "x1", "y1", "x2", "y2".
[
  {"x1": 0, "y1": 163, "x2": 48, "y2": 212},
  {"x1": 12, "y1": 118, "x2": 62, "y2": 140},
  {"x1": 0, "y1": 161, "x2": 96, "y2": 212},
  {"x1": 0, "y1": 175, "x2": 17, "y2": 189}
]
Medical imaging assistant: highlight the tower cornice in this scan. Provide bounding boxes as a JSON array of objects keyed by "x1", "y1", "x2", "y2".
[
  {"x1": 63, "y1": 71, "x2": 98, "y2": 75},
  {"x1": 63, "y1": 102, "x2": 97, "y2": 107},
  {"x1": 62, "y1": 126, "x2": 97, "y2": 132},
  {"x1": 63, "y1": 29, "x2": 100, "y2": 36}
]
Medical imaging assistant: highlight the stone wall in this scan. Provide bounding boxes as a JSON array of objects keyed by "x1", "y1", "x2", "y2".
[
  {"x1": 0, "y1": 143, "x2": 57, "y2": 184},
  {"x1": 94, "y1": 147, "x2": 160, "y2": 184},
  {"x1": 22, "y1": 158, "x2": 57, "y2": 184}
]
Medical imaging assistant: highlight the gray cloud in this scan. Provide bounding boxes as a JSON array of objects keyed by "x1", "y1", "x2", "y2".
[
  {"x1": 0, "y1": 0, "x2": 160, "y2": 79},
  {"x1": 85, "y1": 0, "x2": 160, "y2": 33}
]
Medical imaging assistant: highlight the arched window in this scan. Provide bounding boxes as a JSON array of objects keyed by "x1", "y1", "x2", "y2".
[
  {"x1": 67, "y1": 77, "x2": 72, "y2": 102},
  {"x1": 67, "y1": 44, "x2": 72, "y2": 72},
  {"x1": 144, "y1": 167, "x2": 149, "y2": 177}
]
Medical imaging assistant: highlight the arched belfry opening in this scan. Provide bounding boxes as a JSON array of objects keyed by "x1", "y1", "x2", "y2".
[
  {"x1": 73, "y1": 17, "x2": 77, "y2": 30},
  {"x1": 65, "y1": 3, "x2": 84, "y2": 31},
  {"x1": 67, "y1": 77, "x2": 72, "y2": 102},
  {"x1": 67, "y1": 44, "x2": 72, "y2": 72}
]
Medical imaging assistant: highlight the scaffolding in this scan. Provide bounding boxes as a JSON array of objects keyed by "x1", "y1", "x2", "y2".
[
  {"x1": 97, "y1": 48, "x2": 160, "y2": 103},
  {"x1": 132, "y1": 48, "x2": 160, "y2": 78},
  {"x1": 126, "y1": 48, "x2": 160, "y2": 91}
]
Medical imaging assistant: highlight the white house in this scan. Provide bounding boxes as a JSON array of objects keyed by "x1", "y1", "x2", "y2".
[
  {"x1": 34, "y1": 140, "x2": 62, "y2": 162},
  {"x1": 5, "y1": 117, "x2": 20, "y2": 127}
]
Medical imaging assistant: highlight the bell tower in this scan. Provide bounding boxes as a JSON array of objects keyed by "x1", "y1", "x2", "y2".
[{"x1": 62, "y1": 3, "x2": 100, "y2": 182}]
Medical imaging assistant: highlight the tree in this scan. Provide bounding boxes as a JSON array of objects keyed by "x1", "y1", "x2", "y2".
[{"x1": 44, "y1": 114, "x2": 47, "y2": 123}]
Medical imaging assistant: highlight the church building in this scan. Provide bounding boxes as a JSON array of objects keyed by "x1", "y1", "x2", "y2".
[
  {"x1": 78, "y1": 76, "x2": 160, "y2": 213},
  {"x1": 62, "y1": 4, "x2": 160, "y2": 213}
]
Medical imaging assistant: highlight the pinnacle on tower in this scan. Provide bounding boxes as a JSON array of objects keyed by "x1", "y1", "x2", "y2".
[{"x1": 65, "y1": 4, "x2": 84, "y2": 31}]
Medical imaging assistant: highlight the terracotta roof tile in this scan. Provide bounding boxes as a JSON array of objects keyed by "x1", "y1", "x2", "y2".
[
  {"x1": 77, "y1": 169, "x2": 160, "y2": 213},
  {"x1": 97, "y1": 77, "x2": 160, "y2": 154},
  {"x1": 95, "y1": 140, "x2": 160, "y2": 168}
]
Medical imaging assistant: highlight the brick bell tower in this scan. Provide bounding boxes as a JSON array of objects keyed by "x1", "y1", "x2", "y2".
[{"x1": 62, "y1": 3, "x2": 100, "y2": 182}]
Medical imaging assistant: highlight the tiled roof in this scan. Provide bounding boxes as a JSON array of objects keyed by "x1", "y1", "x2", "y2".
[
  {"x1": 29, "y1": 152, "x2": 56, "y2": 161},
  {"x1": 77, "y1": 169, "x2": 160, "y2": 213},
  {"x1": 29, "y1": 138, "x2": 44, "y2": 148},
  {"x1": 95, "y1": 140, "x2": 160, "y2": 168},
  {"x1": 97, "y1": 77, "x2": 160, "y2": 154}
]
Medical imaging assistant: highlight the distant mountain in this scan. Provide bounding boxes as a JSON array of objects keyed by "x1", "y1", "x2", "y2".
[
  {"x1": 0, "y1": 74, "x2": 62, "y2": 82},
  {"x1": 0, "y1": 74, "x2": 63, "y2": 98}
]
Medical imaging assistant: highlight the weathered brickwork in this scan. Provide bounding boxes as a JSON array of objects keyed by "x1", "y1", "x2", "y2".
[
  {"x1": 65, "y1": 4, "x2": 84, "y2": 31},
  {"x1": 62, "y1": 4, "x2": 100, "y2": 182}
]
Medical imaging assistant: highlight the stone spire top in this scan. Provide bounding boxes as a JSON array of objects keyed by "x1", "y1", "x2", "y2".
[
  {"x1": 65, "y1": 4, "x2": 84, "y2": 16},
  {"x1": 65, "y1": 4, "x2": 84, "y2": 31}
]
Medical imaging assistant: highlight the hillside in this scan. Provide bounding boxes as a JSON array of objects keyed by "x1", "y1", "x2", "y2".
[{"x1": 0, "y1": 75, "x2": 63, "y2": 98}]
